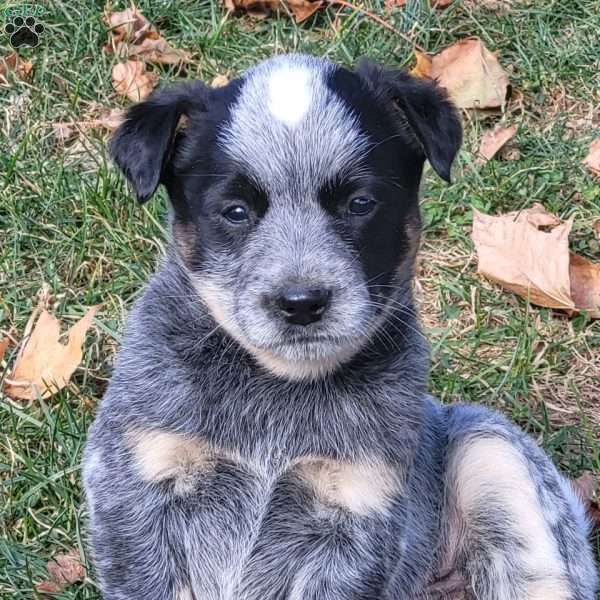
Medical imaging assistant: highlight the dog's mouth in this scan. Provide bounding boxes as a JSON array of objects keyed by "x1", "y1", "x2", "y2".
[
  {"x1": 255, "y1": 332, "x2": 365, "y2": 362},
  {"x1": 270, "y1": 335, "x2": 338, "y2": 348}
]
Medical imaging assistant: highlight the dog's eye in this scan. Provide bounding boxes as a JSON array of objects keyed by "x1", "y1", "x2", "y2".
[
  {"x1": 222, "y1": 205, "x2": 249, "y2": 224},
  {"x1": 348, "y1": 196, "x2": 376, "y2": 216}
]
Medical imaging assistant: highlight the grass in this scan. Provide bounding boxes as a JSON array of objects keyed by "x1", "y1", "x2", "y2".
[{"x1": 0, "y1": 0, "x2": 598, "y2": 596}]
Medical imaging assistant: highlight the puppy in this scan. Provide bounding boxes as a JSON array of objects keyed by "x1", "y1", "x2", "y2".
[{"x1": 83, "y1": 54, "x2": 597, "y2": 599}]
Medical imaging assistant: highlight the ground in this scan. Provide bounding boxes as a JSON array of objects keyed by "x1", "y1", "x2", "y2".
[{"x1": 0, "y1": 0, "x2": 598, "y2": 597}]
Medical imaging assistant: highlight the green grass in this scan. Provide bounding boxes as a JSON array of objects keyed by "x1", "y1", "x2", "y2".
[{"x1": 1, "y1": 0, "x2": 598, "y2": 596}]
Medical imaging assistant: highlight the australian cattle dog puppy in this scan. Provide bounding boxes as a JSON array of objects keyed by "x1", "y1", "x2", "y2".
[{"x1": 83, "y1": 54, "x2": 597, "y2": 599}]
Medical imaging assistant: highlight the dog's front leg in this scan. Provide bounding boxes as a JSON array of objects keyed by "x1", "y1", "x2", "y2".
[
  {"x1": 83, "y1": 428, "x2": 200, "y2": 599},
  {"x1": 83, "y1": 424, "x2": 269, "y2": 600}
]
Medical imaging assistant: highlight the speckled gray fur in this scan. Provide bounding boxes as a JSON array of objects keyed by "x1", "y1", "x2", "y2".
[{"x1": 83, "y1": 54, "x2": 597, "y2": 599}]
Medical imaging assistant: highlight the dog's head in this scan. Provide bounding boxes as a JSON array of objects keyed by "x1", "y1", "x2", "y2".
[{"x1": 111, "y1": 54, "x2": 461, "y2": 380}]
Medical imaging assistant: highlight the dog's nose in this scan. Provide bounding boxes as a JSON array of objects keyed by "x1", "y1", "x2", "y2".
[{"x1": 276, "y1": 286, "x2": 331, "y2": 326}]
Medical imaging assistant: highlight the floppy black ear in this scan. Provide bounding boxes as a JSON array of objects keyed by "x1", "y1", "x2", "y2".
[
  {"x1": 110, "y1": 82, "x2": 208, "y2": 203},
  {"x1": 356, "y1": 60, "x2": 462, "y2": 182}
]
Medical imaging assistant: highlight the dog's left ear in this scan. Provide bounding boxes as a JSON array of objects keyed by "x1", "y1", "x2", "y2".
[{"x1": 356, "y1": 60, "x2": 462, "y2": 182}]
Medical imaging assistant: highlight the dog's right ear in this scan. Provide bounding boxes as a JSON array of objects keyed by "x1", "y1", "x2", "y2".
[{"x1": 110, "y1": 82, "x2": 208, "y2": 203}]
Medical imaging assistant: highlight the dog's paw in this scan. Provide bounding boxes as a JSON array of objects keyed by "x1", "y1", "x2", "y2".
[{"x1": 4, "y1": 16, "x2": 44, "y2": 48}]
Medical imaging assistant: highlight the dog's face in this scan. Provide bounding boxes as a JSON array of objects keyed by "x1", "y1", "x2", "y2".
[{"x1": 111, "y1": 55, "x2": 461, "y2": 379}]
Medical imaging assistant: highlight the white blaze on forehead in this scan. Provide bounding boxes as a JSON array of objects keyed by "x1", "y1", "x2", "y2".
[
  {"x1": 220, "y1": 54, "x2": 370, "y2": 195},
  {"x1": 267, "y1": 66, "x2": 313, "y2": 127}
]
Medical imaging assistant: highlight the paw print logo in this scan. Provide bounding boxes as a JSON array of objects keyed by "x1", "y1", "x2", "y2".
[{"x1": 4, "y1": 16, "x2": 45, "y2": 48}]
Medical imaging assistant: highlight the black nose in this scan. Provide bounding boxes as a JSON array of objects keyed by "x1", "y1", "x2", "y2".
[{"x1": 276, "y1": 286, "x2": 331, "y2": 326}]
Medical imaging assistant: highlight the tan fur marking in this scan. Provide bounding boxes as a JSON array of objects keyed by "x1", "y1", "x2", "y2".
[
  {"x1": 296, "y1": 458, "x2": 400, "y2": 516},
  {"x1": 451, "y1": 437, "x2": 570, "y2": 600},
  {"x1": 173, "y1": 221, "x2": 197, "y2": 264},
  {"x1": 128, "y1": 429, "x2": 215, "y2": 496}
]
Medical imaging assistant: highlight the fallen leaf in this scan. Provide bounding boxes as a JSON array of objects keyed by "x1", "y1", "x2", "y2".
[
  {"x1": 471, "y1": 204, "x2": 600, "y2": 317},
  {"x1": 410, "y1": 51, "x2": 432, "y2": 79},
  {"x1": 35, "y1": 549, "x2": 86, "y2": 594},
  {"x1": 117, "y1": 37, "x2": 191, "y2": 65},
  {"x1": 92, "y1": 107, "x2": 126, "y2": 131},
  {"x1": 582, "y1": 139, "x2": 600, "y2": 177},
  {"x1": 76, "y1": 105, "x2": 126, "y2": 132},
  {"x1": 387, "y1": 0, "x2": 452, "y2": 9},
  {"x1": 224, "y1": 0, "x2": 325, "y2": 22},
  {"x1": 0, "y1": 338, "x2": 9, "y2": 363},
  {"x1": 4, "y1": 305, "x2": 99, "y2": 401},
  {"x1": 572, "y1": 472, "x2": 600, "y2": 529},
  {"x1": 53, "y1": 123, "x2": 77, "y2": 145},
  {"x1": 112, "y1": 60, "x2": 158, "y2": 102},
  {"x1": 0, "y1": 52, "x2": 33, "y2": 84},
  {"x1": 103, "y1": 6, "x2": 151, "y2": 45},
  {"x1": 477, "y1": 124, "x2": 518, "y2": 162},
  {"x1": 427, "y1": 38, "x2": 510, "y2": 109},
  {"x1": 104, "y1": 6, "x2": 190, "y2": 65},
  {"x1": 211, "y1": 74, "x2": 230, "y2": 88},
  {"x1": 570, "y1": 253, "x2": 600, "y2": 319}
]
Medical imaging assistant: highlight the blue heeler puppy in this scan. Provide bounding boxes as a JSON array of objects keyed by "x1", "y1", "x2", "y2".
[{"x1": 83, "y1": 54, "x2": 598, "y2": 599}]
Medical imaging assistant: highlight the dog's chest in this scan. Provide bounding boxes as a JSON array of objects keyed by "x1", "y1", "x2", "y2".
[{"x1": 128, "y1": 428, "x2": 402, "y2": 599}]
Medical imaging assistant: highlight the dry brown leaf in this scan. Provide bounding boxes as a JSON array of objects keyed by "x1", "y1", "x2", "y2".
[
  {"x1": 572, "y1": 472, "x2": 600, "y2": 529},
  {"x1": 582, "y1": 139, "x2": 600, "y2": 177},
  {"x1": 477, "y1": 124, "x2": 518, "y2": 162},
  {"x1": 117, "y1": 37, "x2": 191, "y2": 65},
  {"x1": 4, "y1": 305, "x2": 99, "y2": 401},
  {"x1": 104, "y1": 6, "x2": 190, "y2": 65},
  {"x1": 428, "y1": 38, "x2": 510, "y2": 109},
  {"x1": 0, "y1": 338, "x2": 9, "y2": 363},
  {"x1": 93, "y1": 107, "x2": 126, "y2": 130},
  {"x1": 211, "y1": 74, "x2": 230, "y2": 88},
  {"x1": 224, "y1": 0, "x2": 325, "y2": 22},
  {"x1": 53, "y1": 123, "x2": 77, "y2": 145},
  {"x1": 0, "y1": 52, "x2": 33, "y2": 84},
  {"x1": 410, "y1": 51, "x2": 432, "y2": 79},
  {"x1": 112, "y1": 60, "x2": 158, "y2": 102},
  {"x1": 387, "y1": 0, "x2": 452, "y2": 8},
  {"x1": 76, "y1": 105, "x2": 126, "y2": 132},
  {"x1": 471, "y1": 204, "x2": 600, "y2": 317},
  {"x1": 52, "y1": 108, "x2": 125, "y2": 152},
  {"x1": 35, "y1": 549, "x2": 86, "y2": 594},
  {"x1": 570, "y1": 253, "x2": 600, "y2": 318},
  {"x1": 103, "y1": 6, "x2": 151, "y2": 44},
  {"x1": 288, "y1": 0, "x2": 324, "y2": 21}
]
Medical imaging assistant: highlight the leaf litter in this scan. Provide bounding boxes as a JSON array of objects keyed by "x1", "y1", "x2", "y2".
[
  {"x1": 0, "y1": 52, "x2": 33, "y2": 85},
  {"x1": 112, "y1": 59, "x2": 158, "y2": 102},
  {"x1": 411, "y1": 38, "x2": 510, "y2": 110},
  {"x1": 35, "y1": 549, "x2": 86, "y2": 594},
  {"x1": 477, "y1": 125, "x2": 518, "y2": 163},
  {"x1": 223, "y1": 0, "x2": 325, "y2": 22},
  {"x1": 572, "y1": 472, "x2": 600, "y2": 529},
  {"x1": 472, "y1": 204, "x2": 600, "y2": 318},
  {"x1": 582, "y1": 139, "x2": 600, "y2": 177},
  {"x1": 104, "y1": 5, "x2": 191, "y2": 65},
  {"x1": 3, "y1": 293, "x2": 99, "y2": 401}
]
